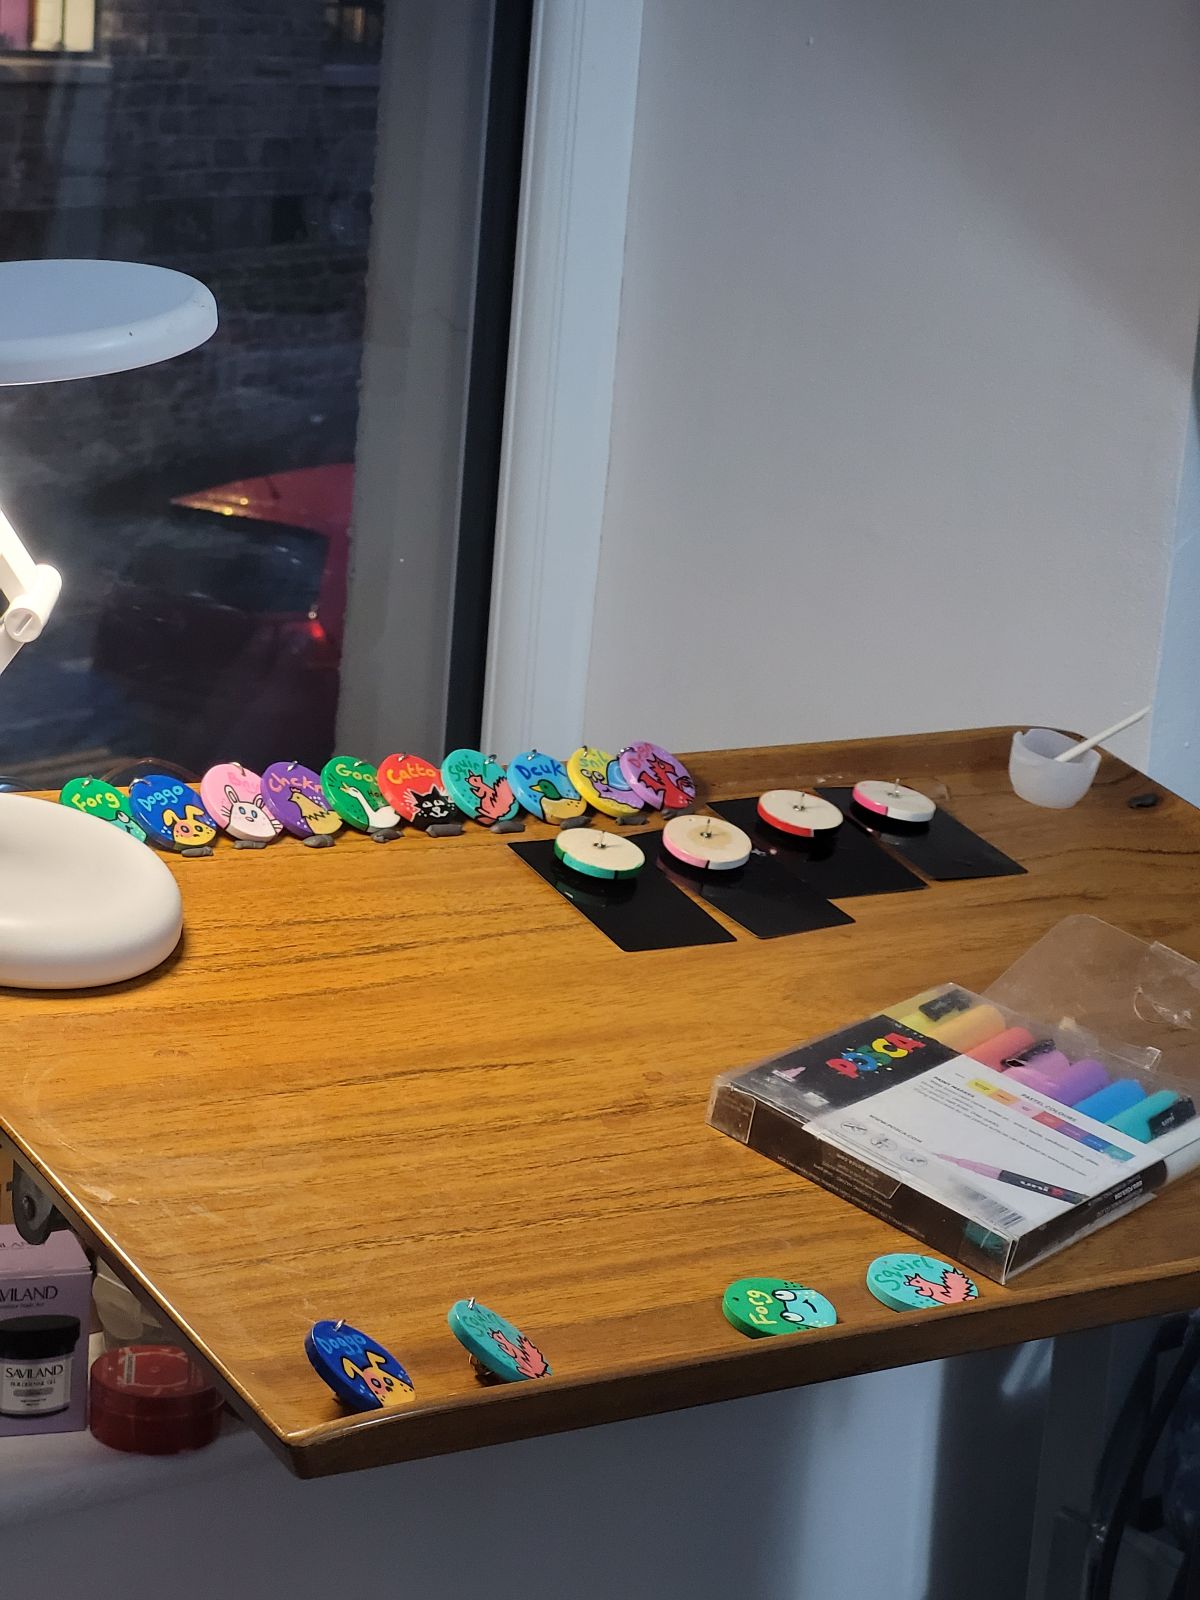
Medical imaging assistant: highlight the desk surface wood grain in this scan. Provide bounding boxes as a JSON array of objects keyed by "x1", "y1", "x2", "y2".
[{"x1": 2, "y1": 728, "x2": 1199, "y2": 1477}]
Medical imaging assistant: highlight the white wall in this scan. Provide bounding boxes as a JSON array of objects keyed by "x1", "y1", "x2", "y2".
[
  {"x1": 582, "y1": 0, "x2": 1200, "y2": 770},
  {"x1": 1150, "y1": 356, "x2": 1200, "y2": 803}
]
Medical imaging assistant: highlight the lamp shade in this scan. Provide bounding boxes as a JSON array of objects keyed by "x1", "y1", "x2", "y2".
[{"x1": 0, "y1": 260, "x2": 217, "y2": 385}]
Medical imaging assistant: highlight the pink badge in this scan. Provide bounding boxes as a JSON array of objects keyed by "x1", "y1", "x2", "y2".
[
  {"x1": 617, "y1": 743, "x2": 696, "y2": 810},
  {"x1": 199, "y1": 762, "x2": 282, "y2": 843}
]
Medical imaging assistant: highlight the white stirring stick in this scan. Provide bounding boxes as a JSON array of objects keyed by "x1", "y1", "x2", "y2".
[{"x1": 1053, "y1": 706, "x2": 1151, "y2": 763}]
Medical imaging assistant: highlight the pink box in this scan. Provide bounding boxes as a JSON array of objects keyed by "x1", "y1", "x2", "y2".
[{"x1": 0, "y1": 1225, "x2": 91, "y2": 1436}]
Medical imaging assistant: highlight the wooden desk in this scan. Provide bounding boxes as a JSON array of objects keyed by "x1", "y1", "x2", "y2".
[{"x1": 2, "y1": 728, "x2": 1199, "y2": 1478}]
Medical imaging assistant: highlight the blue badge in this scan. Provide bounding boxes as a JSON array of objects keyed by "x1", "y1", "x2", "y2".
[
  {"x1": 129, "y1": 773, "x2": 218, "y2": 851},
  {"x1": 507, "y1": 750, "x2": 588, "y2": 824},
  {"x1": 304, "y1": 1320, "x2": 415, "y2": 1412},
  {"x1": 447, "y1": 1299, "x2": 551, "y2": 1382}
]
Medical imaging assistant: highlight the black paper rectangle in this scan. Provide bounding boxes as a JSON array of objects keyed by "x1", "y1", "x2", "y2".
[
  {"x1": 817, "y1": 788, "x2": 1026, "y2": 882},
  {"x1": 644, "y1": 831, "x2": 854, "y2": 939},
  {"x1": 509, "y1": 836, "x2": 735, "y2": 952},
  {"x1": 709, "y1": 797, "x2": 927, "y2": 899}
]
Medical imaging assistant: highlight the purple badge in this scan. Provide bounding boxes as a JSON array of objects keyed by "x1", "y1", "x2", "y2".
[{"x1": 261, "y1": 761, "x2": 344, "y2": 839}]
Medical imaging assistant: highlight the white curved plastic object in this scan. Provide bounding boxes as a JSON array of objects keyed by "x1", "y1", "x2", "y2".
[
  {"x1": 1009, "y1": 728, "x2": 1101, "y2": 809},
  {"x1": 0, "y1": 795, "x2": 182, "y2": 988},
  {"x1": 0, "y1": 260, "x2": 218, "y2": 385}
]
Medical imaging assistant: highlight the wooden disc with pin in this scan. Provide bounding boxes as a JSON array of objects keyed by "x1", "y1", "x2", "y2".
[
  {"x1": 851, "y1": 779, "x2": 936, "y2": 825},
  {"x1": 757, "y1": 788, "x2": 842, "y2": 838},
  {"x1": 554, "y1": 826, "x2": 645, "y2": 880},
  {"x1": 661, "y1": 813, "x2": 752, "y2": 871}
]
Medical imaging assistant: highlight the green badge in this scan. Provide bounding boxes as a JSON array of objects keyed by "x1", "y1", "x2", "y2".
[
  {"x1": 59, "y1": 776, "x2": 147, "y2": 842},
  {"x1": 721, "y1": 1277, "x2": 838, "y2": 1337},
  {"x1": 320, "y1": 756, "x2": 401, "y2": 832},
  {"x1": 865, "y1": 1253, "x2": 979, "y2": 1312}
]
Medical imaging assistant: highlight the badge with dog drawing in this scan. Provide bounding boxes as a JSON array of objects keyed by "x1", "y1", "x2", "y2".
[
  {"x1": 507, "y1": 749, "x2": 588, "y2": 824},
  {"x1": 129, "y1": 773, "x2": 217, "y2": 851},
  {"x1": 866, "y1": 1253, "x2": 979, "y2": 1313},
  {"x1": 377, "y1": 752, "x2": 462, "y2": 829},
  {"x1": 305, "y1": 1319, "x2": 415, "y2": 1412},
  {"x1": 320, "y1": 755, "x2": 401, "y2": 832},
  {"x1": 59, "y1": 776, "x2": 147, "y2": 843},
  {"x1": 567, "y1": 746, "x2": 643, "y2": 820},
  {"x1": 441, "y1": 749, "x2": 519, "y2": 825},
  {"x1": 261, "y1": 761, "x2": 343, "y2": 839},
  {"x1": 447, "y1": 1299, "x2": 551, "y2": 1382},
  {"x1": 199, "y1": 762, "x2": 282, "y2": 843},
  {"x1": 722, "y1": 1277, "x2": 838, "y2": 1337}
]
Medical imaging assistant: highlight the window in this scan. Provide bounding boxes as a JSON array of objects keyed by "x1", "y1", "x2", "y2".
[
  {"x1": 0, "y1": 0, "x2": 96, "y2": 54},
  {"x1": 325, "y1": 0, "x2": 383, "y2": 63}
]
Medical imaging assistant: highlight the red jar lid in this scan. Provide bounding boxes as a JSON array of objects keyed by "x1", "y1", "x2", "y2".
[{"x1": 90, "y1": 1345, "x2": 223, "y2": 1455}]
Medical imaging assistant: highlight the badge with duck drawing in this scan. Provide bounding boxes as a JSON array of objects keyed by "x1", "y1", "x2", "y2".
[
  {"x1": 59, "y1": 776, "x2": 147, "y2": 843},
  {"x1": 129, "y1": 773, "x2": 217, "y2": 851},
  {"x1": 567, "y1": 746, "x2": 643, "y2": 820},
  {"x1": 199, "y1": 762, "x2": 283, "y2": 843},
  {"x1": 377, "y1": 752, "x2": 462, "y2": 828},
  {"x1": 261, "y1": 760, "x2": 343, "y2": 839},
  {"x1": 441, "y1": 749, "x2": 519, "y2": 825},
  {"x1": 320, "y1": 755, "x2": 401, "y2": 833},
  {"x1": 507, "y1": 750, "x2": 588, "y2": 824}
]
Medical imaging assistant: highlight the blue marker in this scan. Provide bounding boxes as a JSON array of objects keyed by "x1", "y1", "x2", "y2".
[{"x1": 1076, "y1": 1079, "x2": 1146, "y2": 1124}]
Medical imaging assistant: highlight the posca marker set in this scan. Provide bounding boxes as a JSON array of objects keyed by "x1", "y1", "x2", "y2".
[{"x1": 708, "y1": 916, "x2": 1200, "y2": 1282}]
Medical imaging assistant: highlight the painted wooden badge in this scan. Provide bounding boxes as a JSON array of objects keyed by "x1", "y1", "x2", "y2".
[
  {"x1": 865, "y1": 1253, "x2": 979, "y2": 1312},
  {"x1": 721, "y1": 1277, "x2": 838, "y2": 1337},
  {"x1": 59, "y1": 777, "x2": 147, "y2": 843},
  {"x1": 304, "y1": 1319, "x2": 415, "y2": 1412},
  {"x1": 261, "y1": 760, "x2": 343, "y2": 839},
  {"x1": 441, "y1": 749, "x2": 519, "y2": 824},
  {"x1": 554, "y1": 826, "x2": 645, "y2": 880},
  {"x1": 618, "y1": 742, "x2": 696, "y2": 811},
  {"x1": 661, "y1": 814, "x2": 752, "y2": 871},
  {"x1": 852, "y1": 780, "x2": 936, "y2": 825},
  {"x1": 757, "y1": 788, "x2": 843, "y2": 837},
  {"x1": 377, "y1": 752, "x2": 461, "y2": 828},
  {"x1": 507, "y1": 750, "x2": 588, "y2": 824},
  {"x1": 199, "y1": 762, "x2": 282, "y2": 842},
  {"x1": 567, "y1": 746, "x2": 643, "y2": 820},
  {"x1": 320, "y1": 755, "x2": 401, "y2": 832},
  {"x1": 129, "y1": 773, "x2": 217, "y2": 850},
  {"x1": 447, "y1": 1299, "x2": 551, "y2": 1383}
]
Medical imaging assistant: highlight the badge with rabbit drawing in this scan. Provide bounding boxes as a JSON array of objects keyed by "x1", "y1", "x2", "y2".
[
  {"x1": 320, "y1": 755, "x2": 401, "y2": 833},
  {"x1": 129, "y1": 773, "x2": 218, "y2": 851},
  {"x1": 199, "y1": 762, "x2": 282, "y2": 844},
  {"x1": 261, "y1": 761, "x2": 343, "y2": 839},
  {"x1": 304, "y1": 1319, "x2": 415, "y2": 1413},
  {"x1": 447, "y1": 1298, "x2": 551, "y2": 1383},
  {"x1": 377, "y1": 752, "x2": 462, "y2": 828}
]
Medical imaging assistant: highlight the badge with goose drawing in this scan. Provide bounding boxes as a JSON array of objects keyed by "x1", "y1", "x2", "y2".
[
  {"x1": 567, "y1": 745, "x2": 644, "y2": 820},
  {"x1": 199, "y1": 762, "x2": 282, "y2": 843},
  {"x1": 441, "y1": 749, "x2": 519, "y2": 825},
  {"x1": 377, "y1": 752, "x2": 462, "y2": 829},
  {"x1": 320, "y1": 756, "x2": 401, "y2": 833},
  {"x1": 59, "y1": 776, "x2": 147, "y2": 843},
  {"x1": 261, "y1": 761, "x2": 343, "y2": 839},
  {"x1": 507, "y1": 749, "x2": 588, "y2": 824},
  {"x1": 129, "y1": 773, "x2": 217, "y2": 851}
]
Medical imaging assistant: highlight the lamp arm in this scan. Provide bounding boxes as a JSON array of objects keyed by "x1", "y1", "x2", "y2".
[{"x1": 0, "y1": 503, "x2": 60, "y2": 677}]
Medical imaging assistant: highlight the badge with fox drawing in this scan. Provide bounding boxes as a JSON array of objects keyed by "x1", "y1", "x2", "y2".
[{"x1": 441, "y1": 749, "x2": 520, "y2": 825}]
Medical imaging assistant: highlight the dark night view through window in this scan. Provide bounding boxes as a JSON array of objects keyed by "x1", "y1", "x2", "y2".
[{"x1": 0, "y1": 0, "x2": 385, "y2": 783}]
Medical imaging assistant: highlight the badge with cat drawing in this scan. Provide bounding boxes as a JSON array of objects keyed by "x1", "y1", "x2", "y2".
[
  {"x1": 129, "y1": 773, "x2": 217, "y2": 851},
  {"x1": 441, "y1": 749, "x2": 520, "y2": 825},
  {"x1": 199, "y1": 762, "x2": 283, "y2": 844},
  {"x1": 377, "y1": 752, "x2": 462, "y2": 829},
  {"x1": 507, "y1": 749, "x2": 588, "y2": 824},
  {"x1": 567, "y1": 746, "x2": 643, "y2": 820},
  {"x1": 320, "y1": 756, "x2": 401, "y2": 832},
  {"x1": 59, "y1": 776, "x2": 148, "y2": 843},
  {"x1": 261, "y1": 761, "x2": 343, "y2": 839}
]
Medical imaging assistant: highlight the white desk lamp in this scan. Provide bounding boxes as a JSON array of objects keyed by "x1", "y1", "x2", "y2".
[{"x1": 0, "y1": 259, "x2": 217, "y2": 989}]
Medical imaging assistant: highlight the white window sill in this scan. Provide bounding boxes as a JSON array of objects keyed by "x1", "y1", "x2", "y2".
[{"x1": 0, "y1": 55, "x2": 111, "y2": 84}]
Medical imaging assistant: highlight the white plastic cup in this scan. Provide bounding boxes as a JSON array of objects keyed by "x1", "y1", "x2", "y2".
[{"x1": 1009, "y1": 728, "x2": 1101, "y2": 809}]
